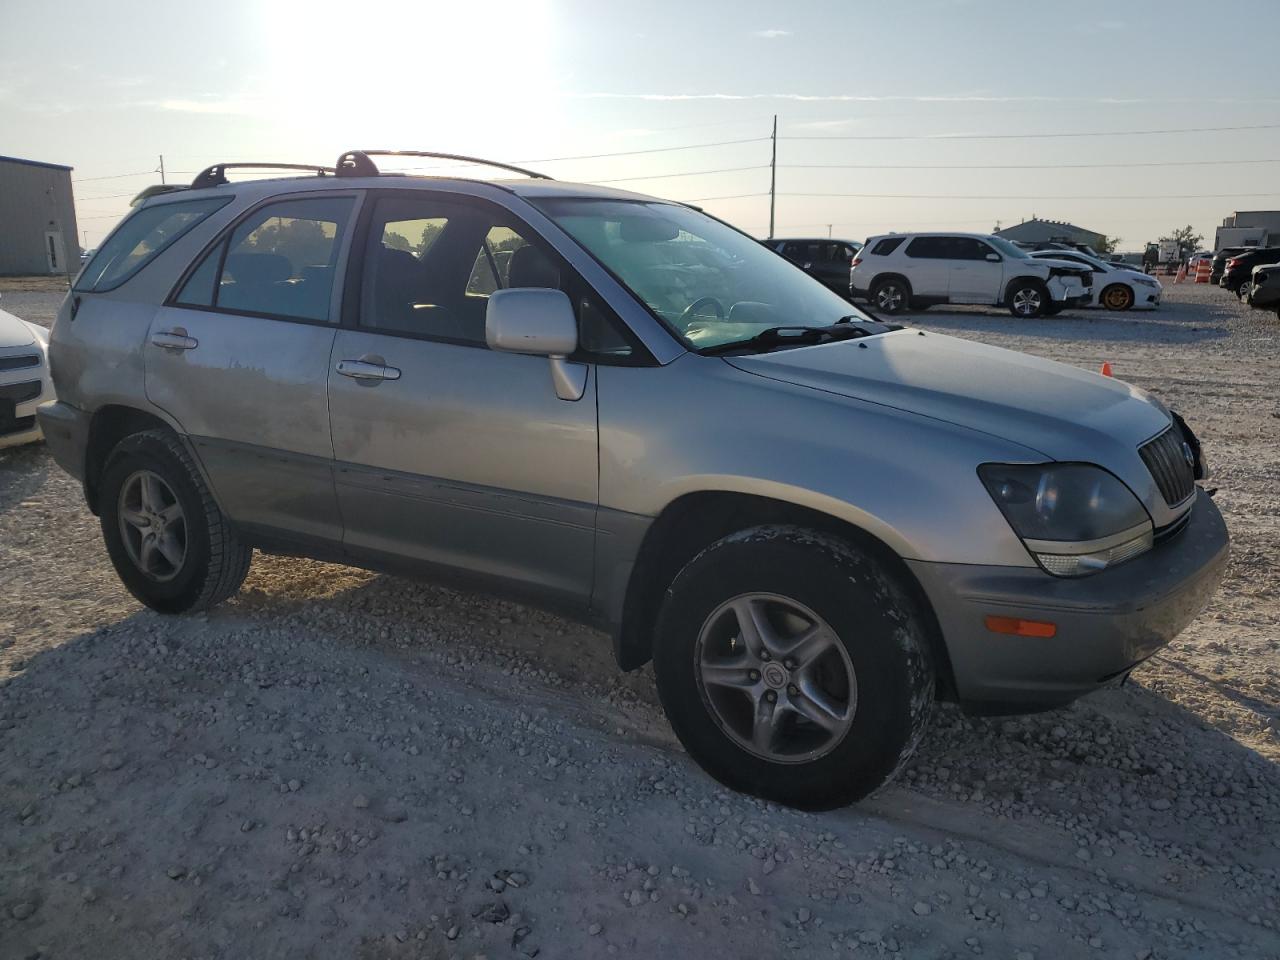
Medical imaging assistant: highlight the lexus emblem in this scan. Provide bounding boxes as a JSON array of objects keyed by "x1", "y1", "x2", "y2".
[{"x1": 1182, "y1": 442, "x2": 1195, "y2": 468}]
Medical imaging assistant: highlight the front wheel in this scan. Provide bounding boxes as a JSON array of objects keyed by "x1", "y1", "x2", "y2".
[
  {"x1": 1007, "y1": 281, "x2": 1049, "y2": 318},
  {"x1": 653, "y1": 526, "x2": 935, "y2": 809},
  {"x1": 99, "y1": 430, "x2": 252, "y2": 614}
]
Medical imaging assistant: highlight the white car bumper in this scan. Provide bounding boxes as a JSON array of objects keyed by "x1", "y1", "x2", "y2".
[
  {"x1": 0, "y1": 340, "x2": 53, "y2": 450},
  {"x1": 1046, "y1": 275, "x2": 1089, "y2": 304}
]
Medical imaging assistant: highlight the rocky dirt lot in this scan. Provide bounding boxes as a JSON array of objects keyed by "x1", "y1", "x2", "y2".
[{"x1": 1, "y1": 279, "x2": 1277, "y2": 960}]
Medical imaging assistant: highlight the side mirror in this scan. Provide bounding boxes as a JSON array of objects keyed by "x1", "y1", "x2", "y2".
[
  {"x1": 985, "y1": 252, "x2": 1001, "y2": 262},
  {"x1": 486, "y1": 288, "x2": 586, "y2": 401}
]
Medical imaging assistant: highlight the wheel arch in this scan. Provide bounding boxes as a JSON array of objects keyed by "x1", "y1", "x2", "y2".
[
  {"x1": 612, "y1": 489, "x2": 958, "y2": 700},
  {"x1": 83, "y1": 404, "x2": 195, "y2": 514},
  {"x1": 1002, "y1": 275, "x2": 1048, "y2": 305},
  {"x1": 870, "y1": 272, "x2": 913, "y2": 295}
]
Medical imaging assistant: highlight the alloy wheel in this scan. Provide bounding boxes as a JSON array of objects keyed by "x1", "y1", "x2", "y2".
[
  {"x1": 1012, "y1": 287, "x2": 1043, "y2": 316},
  {"x1": 694, "y1": 593, "x2": 856, "y2": 763},
  {"x1": 876, "y1": 284, "x2": 904, "y2": 312},
  {"x1": 117, "y1": 469, "x2": 188, "y2": 582}
]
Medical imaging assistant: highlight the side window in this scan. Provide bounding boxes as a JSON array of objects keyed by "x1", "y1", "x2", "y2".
[
  {"x1": 77, "y1": 197, "x2": 231, "y2": 292},
  {"x1": 177, "y1": 196, "x2": 354, "y2": 321},
  {"x1": 905, "y1": 237, "x2": 949, "y2": 259},
  {"x1": 466, "y1": 226, "x2": 532, "y2": 295},
  {"x1": 360, "y1": 196, "x2": 560, "y2": 345},
  {"x1": 871, "y1": 237, "x2": 905, "y2": 256},
  {"x1": 953, "y1": 239, "x2": 990, "y2": 261}
]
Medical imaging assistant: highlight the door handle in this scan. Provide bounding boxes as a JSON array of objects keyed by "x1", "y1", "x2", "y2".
[
  {"x1": 150, "y1": 328, "x2": 198, "y2": 350},
  {"x1": 336, "y1": 359, "x2": 401, "y2": 382}
]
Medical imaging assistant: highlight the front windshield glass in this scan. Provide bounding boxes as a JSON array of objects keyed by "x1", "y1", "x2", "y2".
[
  {"x1": 986, "y1": 236, "x2": 1030, "y2": 260},
  {"x1": 531, "y1": 198, "x2": 873, "y2": 349}
]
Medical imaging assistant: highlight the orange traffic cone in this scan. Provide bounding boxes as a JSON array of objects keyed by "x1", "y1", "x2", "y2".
[{"x1": 1100, "y1": 361, "x2": 1113, "y2": 377}]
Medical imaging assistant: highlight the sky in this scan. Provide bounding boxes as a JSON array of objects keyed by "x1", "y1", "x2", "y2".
[{"x1": 4, "y1": 0, "x2": 1280, "y2": 250}]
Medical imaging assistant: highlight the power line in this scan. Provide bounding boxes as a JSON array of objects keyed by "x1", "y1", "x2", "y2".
[
  {"x1": 71, "y1": 170, "x2": 153, "y2": 183},
  {"x1": 783, "y1": 158, "x2": 1280, "y2": 171},
  {"x1": 687, "y1": 192, "x2": 770, "y2": 202},
  {"x1": 780, "y1": 191, "x2": 1280, "y2": 201},
  {"x1": 782, "y1": 122, "x2": 1280, "y2": 141},
  {"x1": 74, "y1": 192, "x2": 139, "y2": 201},
  {"x1": 509, "y1": 138, "x2": 769, "y2": 164},
  {"x1": 592, "y1": 165, "x2": 768, "y2": 183}
]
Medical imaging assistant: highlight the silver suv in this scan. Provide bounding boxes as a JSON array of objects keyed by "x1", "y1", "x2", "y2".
[
  {"x1": 852, "y1": 233, "x2": 1093, "y2": 317},
  {"x1": 39, "y1": 151, "x2": 1229, "y2": 809}
]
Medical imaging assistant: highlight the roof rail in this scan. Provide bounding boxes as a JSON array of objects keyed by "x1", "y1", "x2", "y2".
[
  {"x1": 335, "y1": 150, "x2": 552, "y2": 181},
  {"x1": 191, "y1": 163, "x2": 336, "y2": 190}
]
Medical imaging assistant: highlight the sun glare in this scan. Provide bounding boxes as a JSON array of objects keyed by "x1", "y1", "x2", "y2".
[{"x1": 256, "y1": 0, "x2": 563, "y2": 161}]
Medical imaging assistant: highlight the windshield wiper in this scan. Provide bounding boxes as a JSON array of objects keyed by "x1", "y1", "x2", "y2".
[{"x1": 699, "y1": 322, "x2": 890, "y2": 356}]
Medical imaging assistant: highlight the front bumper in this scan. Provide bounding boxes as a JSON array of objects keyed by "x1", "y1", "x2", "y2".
[
  {"x1": 0, "y1": 355, "x2": 53, "y2": 451},
  {"x1": 35, "y1": 400, "x2": 91, "y2": 480},
  {"x1": 1046, "y1": 276, "x2": 1088, "y2": 303},
  {"x1": 1249, "y1": 284, "x2": 1280, "y2": 308},
  {"x1": 908, "y1": 489, "x2": 1229, "y2": 713}
]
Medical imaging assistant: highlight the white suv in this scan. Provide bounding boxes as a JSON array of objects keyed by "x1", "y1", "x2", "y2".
[{"x1": 851, "y1": 233, "x2": 1093, "y2": 317}]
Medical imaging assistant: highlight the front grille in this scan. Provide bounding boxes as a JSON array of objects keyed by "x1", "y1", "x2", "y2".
[
  {"x1": 1140, "y1": 426, "x2": 1196, "y2": 507},
  {"x1": 0, "y1": 354, "x2": 40, "y2": 372},
  {"x1": 0, "y1": 415, "x2": 35, "y2": 438},
  {"x1": 0, "y1": 380, "x2": 42, "y2": 405}
]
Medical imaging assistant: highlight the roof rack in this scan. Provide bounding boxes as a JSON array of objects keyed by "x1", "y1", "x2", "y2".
[
  {"x1": 335, "y1": 150, "x2": 552, "y2": 181},
  {"x1": 130, "y1": 184, "x2": 189, "y2": 206},
  {"x1": 191, "y1": 162, "x2": 336, "y2": 190}
]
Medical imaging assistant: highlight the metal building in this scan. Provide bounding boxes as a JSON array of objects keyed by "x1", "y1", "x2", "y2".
[
  {"x1": 994, "y1": 218, "x2": 1107, "y2": 252},
  {"x1": 0, "y1": 154, "x2": 81, "y2": 276}
]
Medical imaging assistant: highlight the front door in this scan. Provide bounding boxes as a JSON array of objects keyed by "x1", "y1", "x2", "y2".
[
  {"x1": 145, "y1": 193, "x2": 359, "y2": 544},
  {"x1": 326, "y1": 192, "x2": 598, "y2": 604},
  {"x1": 947, "y1": 237, "x2": 1005, "y2": 303}
]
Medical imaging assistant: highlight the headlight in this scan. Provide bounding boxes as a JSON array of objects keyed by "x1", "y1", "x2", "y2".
[
  {"x1": 979, "y1": 463, "x2": 1153, "y2": 577},
  {"x1": 1134, "y1": 277, "x2": 1159, "y2": 288}
]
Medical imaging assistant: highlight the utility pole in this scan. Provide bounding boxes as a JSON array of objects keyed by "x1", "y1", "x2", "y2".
[
  {"x1": 827, "y1": 224, "x2": 832, "y2": 238},
  {"x1": 158, "y1": 154, "x2": 166, "y2": 185},
  {"x1": 768, "y1": 115, "x2": 777, "y2": 239}
]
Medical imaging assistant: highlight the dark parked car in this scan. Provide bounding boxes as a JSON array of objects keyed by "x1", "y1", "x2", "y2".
[
  {"x1": 763, "y1": 238, "x2": 862, "y2": 296},
  {"x1": 1245, "y1": 262, "x2": 1280, "y2": 315},
  {"x1": 1209, "y1": 246, "x2": 1256, "y2": 285},
  {"x1": 1220, "y1": 247, "x2": 1280, "y2": 295}
]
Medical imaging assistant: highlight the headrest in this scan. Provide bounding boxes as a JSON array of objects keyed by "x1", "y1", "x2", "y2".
[{"x1": 507, "y1": 244, "x2": 560, "y2": 289}]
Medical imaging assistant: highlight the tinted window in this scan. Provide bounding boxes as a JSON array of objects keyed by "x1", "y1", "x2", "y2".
[
  {"x1": 870, "y1": 237, "x2": 905, "y2": 256},
  {"x1": 905, "y1": 237, "x2": 951, "y2": 259},
  {"x1": 952, "y1": 238, "x2": 993, "y2": 261},
  {"x1": 76, "y1": 197, "x2": 231, "y2": 292}
]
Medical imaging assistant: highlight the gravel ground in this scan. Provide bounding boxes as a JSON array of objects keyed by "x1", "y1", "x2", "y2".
[{"x1": 1, "y1": 278, "x2": 1277, "y2": 959}]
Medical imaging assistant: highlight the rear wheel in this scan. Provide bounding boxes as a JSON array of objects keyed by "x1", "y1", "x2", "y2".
[
  {"x1": 99, "y1": 430, "x2": 252, "y2": 614},
  {"x1": 1101, "y1": 284, "x2": 1134, "y2": 311},
  {"x1": 1007, "y1": 280, "x2": 1049, "y2": 318},
  {"x1": 653, "y1": 526, "x2": 934, "y2": 809},
  {"x1": 871, "y1": 278, "x2": 910, "y2": 315}
]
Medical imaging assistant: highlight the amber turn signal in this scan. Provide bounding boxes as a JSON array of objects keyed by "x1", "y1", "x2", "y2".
[{"x1": 984, "y1": 616, "x2": 1057, "y2": 638}]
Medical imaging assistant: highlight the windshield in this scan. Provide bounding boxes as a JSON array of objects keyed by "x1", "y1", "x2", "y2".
[
  {"x1": 531, "y1": 198, "x2": 874, "y2": 349},
  {"x1": 986, "y1": 236, "x2": 1030, "y2": 260}
]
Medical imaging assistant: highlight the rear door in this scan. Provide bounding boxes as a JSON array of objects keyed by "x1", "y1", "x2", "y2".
[
  {"x1": 145, "y1": 193, "x2": 359, "y2": 544},
  {"x1": 947, "y1": 238, "x2": 1004, "y2": 302},
  {"x1": 902, "y1": 236, "x2": 951, "y2": 298},
  {"x1": 325, "y1": 191, "x2": 600, "y2": 605}
]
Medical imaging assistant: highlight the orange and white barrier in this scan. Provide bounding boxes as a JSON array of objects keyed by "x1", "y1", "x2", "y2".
[{"x1": 1195, "y1": 260, "x2": 1212, "y2": 284}]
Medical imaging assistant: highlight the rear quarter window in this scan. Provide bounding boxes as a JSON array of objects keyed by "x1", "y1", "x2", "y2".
[
  {"x1": 870, "y1": 237, "x2": 905, "y2": 256},
  {"x1": 75, "y1": 196, "x2": 232, "y2": 293}
]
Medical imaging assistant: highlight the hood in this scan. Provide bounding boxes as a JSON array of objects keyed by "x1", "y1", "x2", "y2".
[
  {"x1": 725, "y1": 329, "x2": 1172, "y2": 460},
  {"x1": 0, "y1": 308, "x2": 36, "y2": 349}
]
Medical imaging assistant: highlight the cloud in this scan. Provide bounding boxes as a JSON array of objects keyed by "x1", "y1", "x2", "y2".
[
  {"x1": 574, "y1": 92, "x2": 1280, "y2": 105},
  {"x1": 753, "y1": 28, "x2": 790, "y2": 38},
  {"x1": 142, "y1": 97, "x2": 263, "y2": 115}
]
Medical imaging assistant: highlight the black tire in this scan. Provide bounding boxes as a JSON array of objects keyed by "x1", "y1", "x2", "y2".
[
  {"x1": 870, "y1": 277, "x2": 910, "y2": 315},
  {"x1": 1006, "y1": 279, "x2": 1049, "y2": 318},
  {"x1": 653, "y1": 525, "x2": 934, "y2": 810},
  {"x1": 1042, "y1": 302, "x2": 1064, "y2": 316},
  {"x1": 99, "y1": 429, "x2": 251, "y2": 614},
  {"x1": 1100, "y1": 284, "x2": 1134, "y2": 311}
]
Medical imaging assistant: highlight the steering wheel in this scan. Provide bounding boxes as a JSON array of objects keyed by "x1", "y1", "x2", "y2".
[{"x1": 678, "y1": 296, "x2": 727, "y2": 327}]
